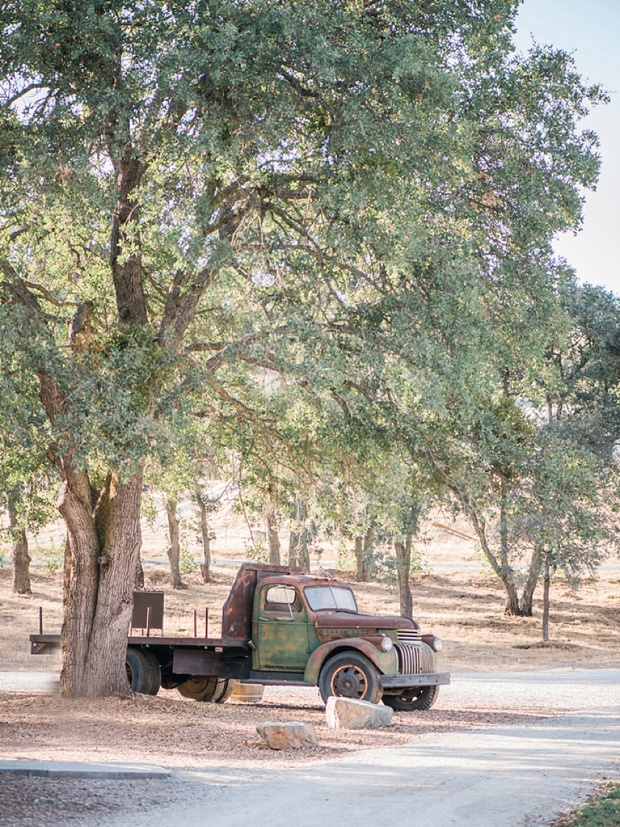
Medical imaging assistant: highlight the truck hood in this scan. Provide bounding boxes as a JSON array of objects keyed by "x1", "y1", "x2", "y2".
[{"x1": 314, "y1": 612, "x2": 418, "y2": 632}]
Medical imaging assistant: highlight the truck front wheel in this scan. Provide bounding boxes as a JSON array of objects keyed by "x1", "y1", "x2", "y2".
[
  {"x1": 319, "y1": 651, "x2": 382, "y2": 705},
  {"x1": 382, "y1": 685, "x2": 439, "y2": 711}
]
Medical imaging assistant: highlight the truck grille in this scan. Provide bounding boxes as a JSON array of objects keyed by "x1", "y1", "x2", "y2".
[
  {"x1": 394, "y1": 642, "x2": 435, "y2": 675},
  {"x1": 396, "y1": 629, "x2": 422, "y2": 644}
]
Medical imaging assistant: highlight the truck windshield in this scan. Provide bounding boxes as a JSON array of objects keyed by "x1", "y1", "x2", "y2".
[{"x1": 304, "y1": 586, "x2": 358, "y2": 612}]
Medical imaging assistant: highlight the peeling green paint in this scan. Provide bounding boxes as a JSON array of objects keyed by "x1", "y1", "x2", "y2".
[{"x1": 304, "y1": 638, "x2": 399, "y2": 685}]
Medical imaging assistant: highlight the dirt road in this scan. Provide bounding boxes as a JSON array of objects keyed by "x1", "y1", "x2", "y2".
[
  {"x1": 3, "y1": 668, "x2": 616, "y2": 827},
  {"x1": 101, "y1": 669, "x2": 620, "y2": 827}
]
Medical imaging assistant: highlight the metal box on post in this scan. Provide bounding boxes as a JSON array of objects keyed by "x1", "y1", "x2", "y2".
[{"x1": 132, "y1": 590, "x2": 164, "y2": 634}]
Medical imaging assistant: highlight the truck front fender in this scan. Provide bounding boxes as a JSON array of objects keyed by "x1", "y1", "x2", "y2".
[{"x1": 304, "y1": 638, "x2": 398, "y2": 686}]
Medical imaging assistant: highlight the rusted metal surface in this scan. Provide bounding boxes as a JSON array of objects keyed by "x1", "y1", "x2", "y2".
[
  {"x1": 126, "y1": 635, "x2": 248, "y2": 648},
  {"x1": 31, "y1": 564, "x2": 450, "y2": 700},
  {"x1": 191, "y1": 609, "x2": 209, "y2": 637},
  {"x1": 253, "y1": 613, "x2": 310, "y2": 672},
  {"x1": 380, "y1": 672, "x2": 450, "y2": 688},
  {"x1": 30, "y1": 639, "x2": 56, "y2": 655},
  {"x1": 314, "y1": 616, "x2": 414, "y2": 647},
  {"x1": 132, "y1": 590, "x2": 164, "y2": 631},
  {"x1": 247, "y1": 670, "x2": 310, "y2": 685},
  {"x1": 173, "y1": 648, "x2": 223, "y2": 676},
  {"x1": 29, "y1": 633, "x2": 60, "y2": 654},
  {"x1": 314, "y1": 612, "x2": 414, "y2": 633},
  {"x1": 394, "y1": 641, "x2": 435, "y2": 674},
  {"x1": 303, "y1": 636, "x2": 398, "y2": 685},
  {"x1": 172, "y1": 648, "x2": 252, "y2": 681},
  {"x1": 221, "y1": 565, "x2": 257, "y2": 640},
  {"x1": 30, "y1": 632, "x2": 248, "y2": 650},
  {"x1": 221, "y1": 563, "x2": 301, "y2": 639}
]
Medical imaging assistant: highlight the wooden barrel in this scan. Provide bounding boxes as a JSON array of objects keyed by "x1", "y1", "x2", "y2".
[{"x1": 229, "y1": 683, "x2": 264, "y2": 704}]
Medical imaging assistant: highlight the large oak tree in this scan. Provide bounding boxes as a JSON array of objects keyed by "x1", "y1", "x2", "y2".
[{"x1": 0, "y1": 0, "x2": 603, "y2": 696}]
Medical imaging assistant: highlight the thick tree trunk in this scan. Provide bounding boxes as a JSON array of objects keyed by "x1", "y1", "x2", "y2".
[
  {"x1": 59, "y1": 470, "x2": 144, "y2": 698},
  {"x1": 26, "y1": 126, "x2": 171, "y2": 699},
  {"x1": 165, "y1": 499, "x2": 186, "y2": 590},
  {"x1": 394, "y1": 536, "x2": 413, "y2": 620},
  {"x1": 541, "y1": 558, "x2": 551, "y2": 642},
  {"x1": 195, "y1": 489, "x2": 212, "y2": 583},
  {"x1": 503, "y1": 589, "x2": 522, "y2": 616},
  {"x1": 8, "y1": 495, "x2": 31, "y2": 595}
]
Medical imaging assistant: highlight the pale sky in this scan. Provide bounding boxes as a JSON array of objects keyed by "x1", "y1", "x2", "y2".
[{"x1": 514, "y1": 0, "x2": 620, "y2": 295}]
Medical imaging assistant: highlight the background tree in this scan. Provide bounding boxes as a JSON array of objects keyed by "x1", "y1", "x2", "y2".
[
  {"x1": 0, "y1": 338, "x2": 54, "y2": 594},
  {"x1": 518, "y1": 426, "x2": 618, "y2": 641},
  {"x1": 426, "y1": 280, "x2": 620, "y2": 617},
  {"x1": 192, "y1": 449, "x2": 232, "y2": 584}
]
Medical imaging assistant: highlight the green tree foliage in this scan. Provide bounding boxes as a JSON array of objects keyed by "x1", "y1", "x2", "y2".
[
  {"x1": 0, "y1": 1, "x2": 605, "y2": 694},
  {"x1": 428, "y1": 283, "x2": 620, "y2": 619}
]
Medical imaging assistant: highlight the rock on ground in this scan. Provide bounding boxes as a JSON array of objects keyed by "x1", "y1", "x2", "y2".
[
  {"x1": 325, "y1": 697, "x2": 394, "y2": 730},
  {"x1": 256, "y1": 721, "x2": 318, "y2": 750}
]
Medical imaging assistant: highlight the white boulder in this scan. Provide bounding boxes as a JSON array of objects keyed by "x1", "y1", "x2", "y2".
[
  {"x1": 325, "y1": 697, "x2": 394, "y2": 730},
  {"x1": 256, "y1": 721, "x2": 318, "y2": 750}
]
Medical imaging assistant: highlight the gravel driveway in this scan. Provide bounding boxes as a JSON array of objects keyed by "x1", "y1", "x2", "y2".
[{"x1": 2, "y1": 667, "x2": 618, "y2": 827}]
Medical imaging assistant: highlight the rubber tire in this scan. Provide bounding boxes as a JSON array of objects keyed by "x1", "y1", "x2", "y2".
[
  {"x1": 126, "y1": 648, "x2": 160, "y2": 695},
  {"x1": 178, "y1": 677, "x2": 236, "y2": 703},
  {"x1": 212, "y1": 678, "x2": 236, "y2": 704},
  {"x1": 382, "y1": 685, "x2": 439, "y2": 711},
  {"x1": 318, "y1": 651, "x2": 382, "y2": 705},
  {"x1": 140, "y1": 649, "x2": 162, "y2": 695}
]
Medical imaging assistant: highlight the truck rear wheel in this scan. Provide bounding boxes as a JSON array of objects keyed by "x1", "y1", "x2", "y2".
[
  {"x1": 126, "y1": 648, "x2": 161, "y2": 695},
  {"x1": 319, "y1": 651, "x2": 382, "y2": 704},
  {"x1": 178, "y1": 677, "x2": 236, "y2": 703},
  {"x1": 382, "y1": 685, "x2": 439, "y2": 711},
  {"x1": 140, "y1": 650, "x2": 162, "y2": 695}
]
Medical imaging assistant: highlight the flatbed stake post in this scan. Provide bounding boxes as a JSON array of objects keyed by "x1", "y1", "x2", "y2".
[
  {"x1": 193, "y1": 610, "x2": 197, "y2": 638},
  {"x1": 205, "y1": 608, "x2": 209, "y2": 638},
  {"x1": 146, "y1": 606, "x2": 151, "y2": 638},
  {"x1": 39, "y1": 606, "x2": 43, "y2": 636}
]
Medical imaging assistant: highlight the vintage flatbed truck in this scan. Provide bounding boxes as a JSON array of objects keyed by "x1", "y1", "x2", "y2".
[{"x1": 30, "y1": 562, "x2": 449, "y2": 710}]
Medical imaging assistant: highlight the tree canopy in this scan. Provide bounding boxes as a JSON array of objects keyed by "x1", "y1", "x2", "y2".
[{"x1": 0, "y1": 0, "x2": 608, "y2": 696}]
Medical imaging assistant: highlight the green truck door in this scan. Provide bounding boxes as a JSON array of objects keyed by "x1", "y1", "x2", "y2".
[{"x1": 254, "y1": 584, "x2": 310, "y2": 671}]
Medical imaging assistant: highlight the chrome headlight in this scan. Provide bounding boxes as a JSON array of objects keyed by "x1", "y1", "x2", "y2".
[
  {"x1": 380, "y1": 635, "x2": 394, "y2": 652},
  {"x1": 431, "y1": 637, "x2": 443, "y2": 653}
]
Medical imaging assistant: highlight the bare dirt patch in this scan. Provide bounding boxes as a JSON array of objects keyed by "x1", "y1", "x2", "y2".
[{"x1": 0, "y1": 689, "x2": 547, "y2": 770}]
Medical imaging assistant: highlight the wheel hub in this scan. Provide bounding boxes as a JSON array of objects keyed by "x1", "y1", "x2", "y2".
[{"x1": 330, "y1": 665, "x2": 367, "y2": 699}]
